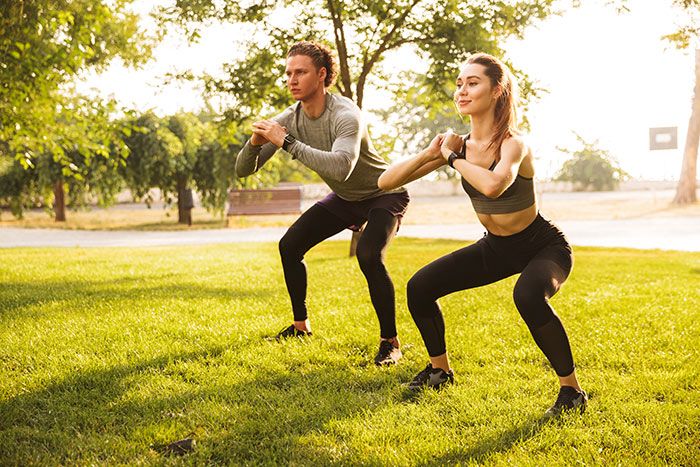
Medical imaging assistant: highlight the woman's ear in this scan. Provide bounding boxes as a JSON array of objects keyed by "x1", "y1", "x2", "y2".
[{"x1": 493, "y1": 85, "x2": 503, "y2": 100}]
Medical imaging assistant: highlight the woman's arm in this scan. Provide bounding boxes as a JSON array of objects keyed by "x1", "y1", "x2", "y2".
[
  {"x1": 378, "y1": 134, "x2": 445, "y2": 190},
  {"x1": 442, "y1": 134, "x2": 527, "y2": 198}
]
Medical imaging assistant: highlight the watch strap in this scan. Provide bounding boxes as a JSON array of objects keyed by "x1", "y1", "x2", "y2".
[
  {"x1": 282, "y1": 133, "x2": 296, "y2": 151},
  {"x1": 448, "y1": 151, "x2": 464, "y2": 168}
]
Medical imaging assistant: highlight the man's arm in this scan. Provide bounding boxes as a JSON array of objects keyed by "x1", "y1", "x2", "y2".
[
  {"x1": 235, "y1": 139, "x2": 278, "y2": 178},
  {"x1": 235, "y1": 108, "x2": 294, "y2": 178},
  {"x1": 286, "y1": 111, "x2": 361, "y2": 182}
]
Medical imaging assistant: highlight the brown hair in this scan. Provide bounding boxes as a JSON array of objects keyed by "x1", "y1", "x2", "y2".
[
  {"x1": 287, "y1": 41, "x2": 338, "y2": 88},
  {"x1": 464, "y1": 53, "x2": 520, "y2": 157}
]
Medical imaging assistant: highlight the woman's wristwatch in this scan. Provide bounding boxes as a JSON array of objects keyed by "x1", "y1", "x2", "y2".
[{"x1": 447, "y1": 151, "x2": 465, "y2": 169}]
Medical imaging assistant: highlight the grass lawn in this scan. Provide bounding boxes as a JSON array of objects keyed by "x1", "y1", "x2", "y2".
[{"x1": 1, "y1": 240, "x2": 698, "y2": 465}]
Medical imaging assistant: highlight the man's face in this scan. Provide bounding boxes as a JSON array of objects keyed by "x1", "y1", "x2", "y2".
[{"x1": 285, "y1": 54, "x2": 325, "y2": 101}]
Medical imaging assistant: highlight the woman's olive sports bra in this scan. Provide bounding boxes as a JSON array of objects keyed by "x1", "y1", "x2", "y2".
[{"x1": 459, "y1": 135, "x2": 535, "y2": 214}]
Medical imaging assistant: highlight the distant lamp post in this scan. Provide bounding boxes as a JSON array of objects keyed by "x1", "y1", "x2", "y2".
[{"x1": 649, "y1": 127, "x2": 678, "y2": 150}]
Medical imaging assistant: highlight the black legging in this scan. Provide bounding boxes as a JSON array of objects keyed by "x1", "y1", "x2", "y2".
[
  {"x1": 279, "y1": 204, "x2": 400, "y2": 338},
  {"x1": 407, "y1": 215, "x2": 576, "y2": 377}
]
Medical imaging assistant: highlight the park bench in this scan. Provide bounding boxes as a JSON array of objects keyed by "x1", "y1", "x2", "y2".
[
  {"x1": 227, "y1": 185, "x2": 302, "y2": 218},
  {"x1": 226, "y1": 184, "x2": 362, "y2": 256}
]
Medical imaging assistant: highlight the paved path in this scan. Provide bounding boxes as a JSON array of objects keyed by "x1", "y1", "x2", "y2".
[{"x1": 1, "y1": 217, "x2": 698, "y2": 251}]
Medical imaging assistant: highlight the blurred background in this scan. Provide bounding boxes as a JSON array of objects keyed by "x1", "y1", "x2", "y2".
[{"x1": 1, "y1": 0, "x2": 698, "y2": 230}]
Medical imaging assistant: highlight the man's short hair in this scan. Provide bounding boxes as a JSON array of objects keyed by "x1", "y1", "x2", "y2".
[{"x1": 287, "y1": 41, "x2": 338, "y2": 88}]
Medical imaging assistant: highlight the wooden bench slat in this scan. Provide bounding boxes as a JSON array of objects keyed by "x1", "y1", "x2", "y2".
[{"x1": 227, "y1": 186, "x2": 302, "y2": 216}]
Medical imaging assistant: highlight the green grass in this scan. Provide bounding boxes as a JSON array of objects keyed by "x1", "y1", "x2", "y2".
[{"x1": 1, "y1": 239, "x2": 699, "y2": 465}]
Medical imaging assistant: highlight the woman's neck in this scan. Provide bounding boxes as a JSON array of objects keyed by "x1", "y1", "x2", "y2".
[{"x1": 467, "y1": 111, "x2": 496, "y2": 143}]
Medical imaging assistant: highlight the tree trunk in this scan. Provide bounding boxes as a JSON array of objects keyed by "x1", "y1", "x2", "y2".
[
  {"x1": 53, "y1": 179, "x2": 66, "y2": 222},
  {"x1": 673, "y1": 48, "x2": 700, "y2": 205},
  {"x1": 177, "y1": 178, "x2": 193, "y2": 225}
]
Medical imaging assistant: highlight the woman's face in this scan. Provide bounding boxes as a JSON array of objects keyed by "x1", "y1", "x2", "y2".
[{"x1": 453, "y1": 63, "x2": 498, "y2": 116}]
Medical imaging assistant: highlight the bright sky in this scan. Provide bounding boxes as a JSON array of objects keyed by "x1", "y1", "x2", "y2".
[{"x1": 77, "y1": 1, "x2": 694, "y2": 181}]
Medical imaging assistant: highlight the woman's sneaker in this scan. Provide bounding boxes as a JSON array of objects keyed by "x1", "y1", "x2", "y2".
[
  {"x1": 275, "y1": 324, "x2": 312, "y2": 340},
  {"x1": 374, "y1": 340, "x2": 402, "y2": 366},
  {"x1": 544, "y1": 386, "x2": 588, "y2": 418},
  {"x1": 405, "y1": 363, "x2": 454, "y2": 390}
]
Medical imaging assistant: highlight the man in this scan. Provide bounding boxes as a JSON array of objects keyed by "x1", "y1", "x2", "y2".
[{"x1": 236, "y1": 41, "x2": 409, "y2": 366}]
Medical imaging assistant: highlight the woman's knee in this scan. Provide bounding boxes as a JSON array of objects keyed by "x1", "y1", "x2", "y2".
[
  {"x1": 407, "y1": 272, "x2": 435, "y2": 311},
  {"x1": 279, "y1": 229, "x2": 303, "y2": 261},
  {"x1": 513, "y1": 282, "x2": 552, "y2": 327}
]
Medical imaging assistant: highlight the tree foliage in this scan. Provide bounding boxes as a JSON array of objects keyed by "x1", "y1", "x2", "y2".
[
  {"x1": 119, "y1": 111, "x2": 184, "y2": 206},
  {"x1": 555, "y1": 135, "x2": 628, "y2": 191},
  {"x1": 158, "y1": 0, "x2": 558, "y2": 122},
  {"x1": 0, "y1": 0, "x2": 154, "y2": 173},
  {"x1": 0, "y1": 95, "x2": 132, "y2": 219}
]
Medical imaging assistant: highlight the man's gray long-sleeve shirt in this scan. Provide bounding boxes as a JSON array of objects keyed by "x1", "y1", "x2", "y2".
[{"x1": 236, "y1": 93, "x2": 405, "y2": 201}]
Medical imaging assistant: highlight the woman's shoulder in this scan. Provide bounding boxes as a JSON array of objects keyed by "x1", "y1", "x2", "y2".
[{"x1": 500, "y1": 134, "x2": 530, "y2": 157}]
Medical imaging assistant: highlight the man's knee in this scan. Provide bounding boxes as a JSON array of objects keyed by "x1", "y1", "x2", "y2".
[{"x1": 356, "y1": 242, "x2": 382, "y2": 272}]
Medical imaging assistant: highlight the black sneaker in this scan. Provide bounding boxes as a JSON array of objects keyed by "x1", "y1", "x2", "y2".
[
  {"x1": 275, "y1": 324, "x2": 312, "y2": 340},
  {"x1": 544, "y1": 386, "x2": 588, "y2": 418},
  {"x1": 374, "y1": 340, "x2": 402, "y2": 366},
  {"x1": 405, "y1": 363, "x2": 454, "y2": 390}
]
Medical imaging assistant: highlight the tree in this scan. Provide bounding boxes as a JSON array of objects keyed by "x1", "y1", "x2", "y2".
[
  {"x1": 0, "y1": 95, "x2": 131, "y2": 221},
  {"x1": 610, "y1": 0, "x2": 699, "y2": 203},
  {"x1": 665, "y1": 0, "x2": 700, "y2": 204},
  {"x1": 555, "y1": 135, "x2": 629, "y2": 191},
  {"x1": 165, "y1": 113, "x2": 206, "y2": 225},
  {"x1": 0, "y1": 0, "x2": 154, "y2": 175},
  {"x1": 191, "y1": 119, "x2": 240, "y2": 217},
  {"x1": 119, "y1": 111, "x2": 184, "y2": 217}
]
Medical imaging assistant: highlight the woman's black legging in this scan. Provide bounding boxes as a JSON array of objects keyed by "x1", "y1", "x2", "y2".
[
  {"x1": 407, "y1": 216, "x2": 576, "y2": 376},
  {"x1": 279, "y1": 204, "x2": 399, "y2": 338}
]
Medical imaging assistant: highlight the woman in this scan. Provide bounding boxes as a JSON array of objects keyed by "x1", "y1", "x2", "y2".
[{"x1": 378, "y1": 53, "x2": 587, "y2": 417}]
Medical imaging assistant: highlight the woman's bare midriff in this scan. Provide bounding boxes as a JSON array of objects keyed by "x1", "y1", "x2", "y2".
[{"x1": 476, "y1": 203, "x2": 538, "y2": 236}]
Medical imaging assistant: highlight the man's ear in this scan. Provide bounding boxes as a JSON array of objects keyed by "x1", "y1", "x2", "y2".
[{"x1": 318, "y1": 66, "x2": 327, "y2": 83}]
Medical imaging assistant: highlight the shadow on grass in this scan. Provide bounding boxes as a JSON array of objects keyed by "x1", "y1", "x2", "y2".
[
  {"x1": 0, "y1": 276, "x2": 274, "y2": 316},
  {"x1": 0, "y1": 340, "x2": 397, "y2": 464},
  {"x1": 0, "y1": 345, "x2": 227, "y2": 463},
  {"x1": 431, "y1": 416, "x2": 549, "y2": 464}
]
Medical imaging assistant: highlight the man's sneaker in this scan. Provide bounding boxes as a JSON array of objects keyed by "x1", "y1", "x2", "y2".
[
  {"x1": 374, "y1": 340, "x2": 402, "y2": 366},
  {"x1": 275, "y1": 324, "x2": 312, "y2": 340},
  {"x1": 544, "y1": 386, "x2": 588, "y2": 418},
  {"x1": 405, "y1": 363, "x2": 454, "y2": 391}
]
